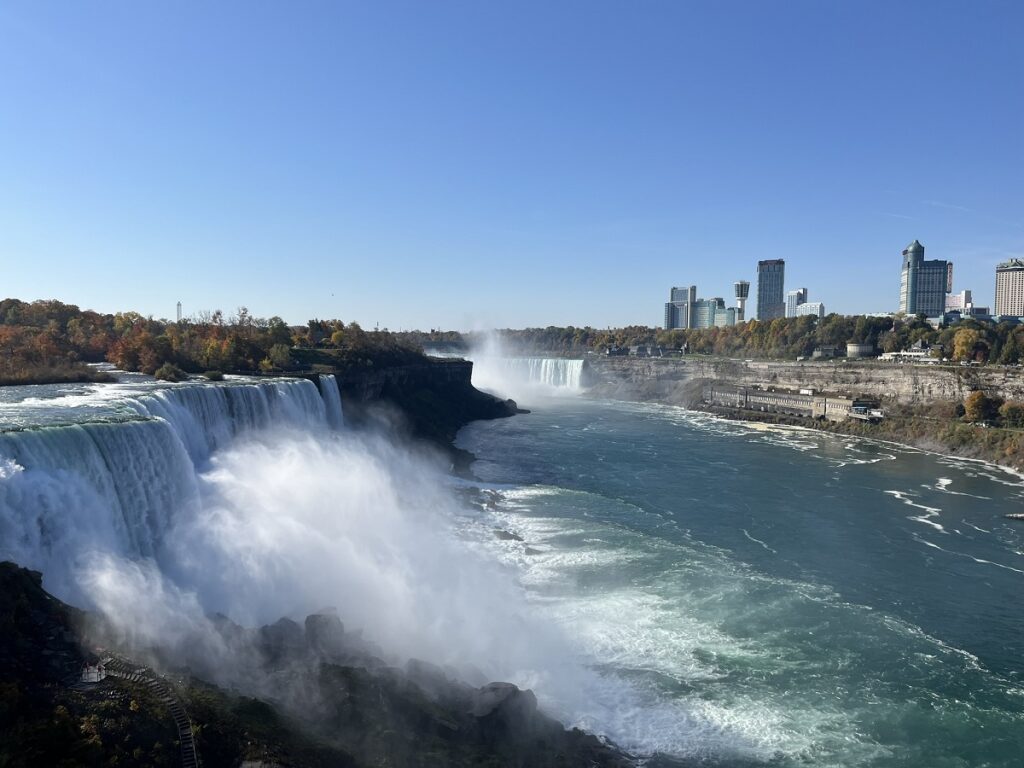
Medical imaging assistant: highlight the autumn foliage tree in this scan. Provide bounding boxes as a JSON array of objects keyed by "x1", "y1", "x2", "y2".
[{"x1": 963, "y1": 391, "x2": 1003, "y2": 423}]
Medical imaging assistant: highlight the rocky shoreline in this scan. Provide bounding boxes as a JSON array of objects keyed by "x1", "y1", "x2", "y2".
[
  {"x1": 0, "y1": 561, "x2": 635, "y2": 767},
  {"x1": 583, "y1": 355, "x2": 1024, "y2": 471}
]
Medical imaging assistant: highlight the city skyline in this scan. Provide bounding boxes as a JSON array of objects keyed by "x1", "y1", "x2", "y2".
[
  {"x1": 1, "y1": 2, "x2": 1021, "y2": 330},
  {"x1": 663, "y1": 238, "x2": 1013, "y2": 326}
]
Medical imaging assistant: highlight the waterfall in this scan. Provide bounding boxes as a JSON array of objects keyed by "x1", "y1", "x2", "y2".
[
  {"x1": 511, "y1": 358, "x2": 584, "y2": 389},
  {"x1": 0, "y1": 377, "x2": 338, "y2": 599},
  {"x1": 471, "y1": 357, "x2": 585, "y2": 394},
  {"x1": 317, "y1": 374, "x2": 345, "y2": 429},
  {"x1": 120, "y1": 378, "x2": 328, "y2": 463}
]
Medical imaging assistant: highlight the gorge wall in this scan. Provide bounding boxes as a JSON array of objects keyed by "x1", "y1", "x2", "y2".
[
  {"x1": 335, "y1": 359, "x2": 519, "y2": 450},
  {"x1": 583, "y1": 356, "x2": 1024, "y2": 407}
]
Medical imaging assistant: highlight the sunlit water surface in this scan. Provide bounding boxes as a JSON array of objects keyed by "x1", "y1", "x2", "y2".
[{"x1": 457, "y1": 396, "x2": 1024, "y2": 767}]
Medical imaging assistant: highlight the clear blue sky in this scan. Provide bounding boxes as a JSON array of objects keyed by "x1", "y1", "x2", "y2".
[{"x1": 1, "y1": 1, "x2": 1021, "y2": 329}]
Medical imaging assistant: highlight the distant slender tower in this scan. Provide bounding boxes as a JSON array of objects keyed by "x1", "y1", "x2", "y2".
[
  {"x1": 734, "y1": 280, "x2": 750, "y2": 322},
  {"x1": 176, "y1": 301, "x2": 182, "y2": 323}
]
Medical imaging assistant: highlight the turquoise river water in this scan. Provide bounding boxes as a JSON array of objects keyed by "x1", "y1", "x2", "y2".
[{"x1": 457, "y1": 393, "x2": 1024, "y2": 767}]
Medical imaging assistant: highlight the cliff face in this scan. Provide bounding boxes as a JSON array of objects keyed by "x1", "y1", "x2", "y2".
[
  {"x1": 585, "y1": 357, "x2": 1024, "y2": 406},
  {"x1": 0, "y1": 562, "x2": 633, "y2": 768},
  {"x1": 332, "y1": 359, "x2": 519, "y2": 452}
]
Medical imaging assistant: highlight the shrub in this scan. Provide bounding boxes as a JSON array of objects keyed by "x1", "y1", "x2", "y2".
[
  {"x1": 999, "y1": 401, "x2": 1024, "y2": 428},
  {"x1": 153, "y1": 362, "x2": 187, "y2": 382}
]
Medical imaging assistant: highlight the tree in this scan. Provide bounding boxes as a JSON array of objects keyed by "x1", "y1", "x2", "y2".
[
  {"x1": 999, "y1": 401, "x2": 1024, "y2": 428},
  {"x1": 964, "y1": 390, "x2": 1002, "y2": 423},
  {"x1": 266, "y1": 317, "x2": 292, "y2": 347},
  {"x1": 999, "y1": 332, "x2": 1021, "y2": 365},
  {"x1": 268, "y1": 343, "x2": 291, "y2": 369},
  {"x1": 952, "y1": 328, "x2": 981, "y2": 361},
  {"x1": 154, "y1": 362, "x2": 187, "y2": 382}
]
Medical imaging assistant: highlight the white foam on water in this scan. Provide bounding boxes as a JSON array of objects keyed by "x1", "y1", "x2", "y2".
[
  {"x1": 742, "y1": 528, "x2": 778, "y2": 554},
  {"x1": 961, "y1": 520, "x2": 991, "y2": 534},
  {"x1": 930, "y1": 476, "x2": 991, "y2": 499},
  {"x1": 458, "y1": 485, "x2": 924, "y2": 764},
  {"x1": 884, "y1": 490, "x2": 947, "y2": 533},
  {"x1": 911, "y1": 534, "x2": 1024, "y2": 576}
]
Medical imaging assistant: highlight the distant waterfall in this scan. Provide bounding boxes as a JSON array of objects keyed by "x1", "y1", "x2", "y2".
[
  {"x1": 317, "y1": 374, "x2": 345, "y2": 429},
  {"x1": 473, "y1": 357, "x2": 584, "y2": 391},
  {"x1": 511, "y1": 358, "x2": 584, "y2": 389},
  {"x1": 0, "y1": 378, "x2": 340, "y2": 596}
]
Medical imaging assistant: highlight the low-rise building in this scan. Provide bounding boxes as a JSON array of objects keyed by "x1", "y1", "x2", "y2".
[
  {"x1": 846, "y1": 342, "x2": 875, "y2": 359},
  {"x1": 879, "y1": 339, "x2": 942, "y2": 364},
  {"x1": 795, "y1": 301, "x2": 826, "y2": 318},
  {"x1": 704, "y1": 384, "x2": 882, "y2": 422}
]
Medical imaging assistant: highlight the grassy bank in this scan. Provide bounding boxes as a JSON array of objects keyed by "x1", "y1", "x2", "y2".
[{"x1": 0, "y1": 363, "x2": 116, "y2": 386}]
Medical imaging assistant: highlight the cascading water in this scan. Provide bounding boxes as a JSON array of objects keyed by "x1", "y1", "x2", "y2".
[
  {"x1": 0, "y1": 377, "x2": 338, "y2": 600},
  {"x1": 317, "y1": 374, "x2": 345, "y2": 429},
  {"x1": 510, "y1": 358, "x2": 584, "y2": 388},
  {"x1": 470, "y1": 356, "x2": 585, "y2": 399},
  {"x1": 0, "y1": 372, "x2": 606, "y2": 729}
]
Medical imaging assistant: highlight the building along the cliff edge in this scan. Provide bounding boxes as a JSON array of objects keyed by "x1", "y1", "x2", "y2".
[{"x1": 583, "y1": 355, "x2": 1024, "y2": 470}]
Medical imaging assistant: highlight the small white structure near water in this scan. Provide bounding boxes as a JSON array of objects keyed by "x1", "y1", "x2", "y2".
[{"x1": 80, "y1": 661, "x2": 107, "y2": 683}]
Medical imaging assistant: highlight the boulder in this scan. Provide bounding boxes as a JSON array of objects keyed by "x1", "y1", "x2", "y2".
[
  {"x1": 305, "y1": 610, "x2": 345, "y2": 656},
  {"x1": 258, "y1": 618, "x2": 305, "y2": 664},
  {"x1": 472, "y1": 682, "x2": 538, "y2": 721}
]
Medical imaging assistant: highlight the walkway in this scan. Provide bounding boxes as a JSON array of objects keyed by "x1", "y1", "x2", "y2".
[{"x1": 102, "y1": 656, "x2": 200, "y2": 768}]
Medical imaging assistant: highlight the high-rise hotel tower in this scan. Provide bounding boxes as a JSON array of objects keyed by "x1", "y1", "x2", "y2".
[
  {"x1": 995, "y1": 259, "x2": 1024, "y2": 316},
  {"x1": 899, "y1": 240, "x2": 951, "y2": 316},
  {"x1": 756, "y1": 260, "x2": 785, "y2": 321}
]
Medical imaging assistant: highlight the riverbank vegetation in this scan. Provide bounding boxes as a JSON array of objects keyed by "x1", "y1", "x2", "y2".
[
  {"x1": 0, "y1": 298, "x2": 426, "y2": 384},
  {"x1": 414, "y1": 314, "x2": 1024, "y2": 365}
]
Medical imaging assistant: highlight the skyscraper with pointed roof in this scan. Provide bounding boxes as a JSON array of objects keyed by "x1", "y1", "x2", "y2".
[{"x1": 899, "y1": 240, "x2": 951, "y2": 316}]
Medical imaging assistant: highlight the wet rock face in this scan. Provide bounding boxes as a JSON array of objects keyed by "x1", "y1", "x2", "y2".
[
  {"x1": 305, "y1": 611, "x2": 345, "y2": 656},
  {"x1": 472, "y1": 681, "x2": 537, "y2": 719},
  {"x1": 258, "y1": 618, "x2": 305, "y2": 664},
  {"x1": 0, "y1": 562, "x2": 83, "y2": 682},
  {"x1": 0, "y1": 561, "x2": 636, "y2": 767}
]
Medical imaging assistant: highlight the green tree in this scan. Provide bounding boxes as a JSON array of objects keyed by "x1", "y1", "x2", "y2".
[
  {"x1": 154, "y1": 362, "x2": 187, "y2": 382},
  {"x1": 268, "y1": 343, "x2": 291, "y2": 369},
  {"x1": 999, "y1": 331, "x2": 1021, "y2": 365},
  {"x1": 999, "y1": 401, "x2": 1024, "y2": 428}
]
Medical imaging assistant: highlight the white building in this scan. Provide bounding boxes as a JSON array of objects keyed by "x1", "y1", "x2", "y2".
[
  {"x1": 795, "y1": 301, "x2": 825, "y2": 318},
  {"x1": 786, "y1": 288, "x2": 808, "y2": 318},
  {"x1": 80, "y1": 661, "x2": 107, "y2": 683},
  {"x1": 945, "y1": 289, "x2": 973, "y2": 312},
  {"x1": 995, "y1": 260, "x2": 1024, "y2": 316}
]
